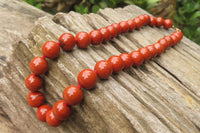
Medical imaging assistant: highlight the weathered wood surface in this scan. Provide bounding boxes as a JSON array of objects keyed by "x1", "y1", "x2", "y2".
[{"x1": 0, "y1": 3, "x2": 200, "y2": 133}]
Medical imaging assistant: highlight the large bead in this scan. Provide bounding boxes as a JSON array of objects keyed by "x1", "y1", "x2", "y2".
[{"x1": 27, "y1": 91, "x2": 44, "y2": 107}]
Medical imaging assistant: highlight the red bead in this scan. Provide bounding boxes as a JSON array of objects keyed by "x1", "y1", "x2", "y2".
[
  {"x1": 46, "y1": 109, "x2": 62, "y2": 127},
  {"x1": 149, "y1": 16, "x2": 156, "y2": 27},
  {"x1": 173, "y1": 31, "x2": 183, "y2": 41},
  {"x1": 108, "y1": 56, "x2": 124, "y2": 73},
  {"x1": 153, "y1": 43, "x2": 164, "y2": 55},
  {"x1": 78, "y1": 69, "x2": 97, "y2": 90},
  {"x1": 119, "y1": 53, "x2": 133, "y2": 69},
  {"x1": 164, "y1": 19, "x2": 173, "y2": 29},
  {"x1": 75, "y1": 32, "x2": 91, "y2": 49},
  {"x1": 138, "y1": 47, "x2": 151, "y2": 61},
  {"x1": 133, "y1": 17, "x2": 142, "y2": 29},
  {"x1": 106, "y1": 25, "x2": 117, "y2": 38},
  {"x1": 99, "y1": 27, "x2": 111, "y2": 42},
  {"x1": 59, "y1": 33, "x2": 76, "y2": 51},
  {"x1": 53, "y1": 100, "x2": 71, "y2": 120},
  {"x1": 130, "y1": 51, "x2": 144, "y2": 67},
  {"x1": 138, "y1": 15, "x2": 146, "y2": 26},
  {"x1": 30, "y1": 57, "x2": 48, "y2": 75},
  {"x1": 112, "y1": 23, "x2": 121, "y2": 35},
  {"x1": 25, "y1": 74, "x2": 43, "y2": 92},
  {"x1": 163, "y1": 36, "x2": 173, "y2": 47},
  {"x1": 127, "y1": 19, "x2": 135, "y2": 31},
  {"x1": 37, "y1": 105, "x2": 52, "y2": 122},
  {"x1": 158, "y1": 38, "x2": 169, "y2": 50},
  {"x1": 27, "y1": 91, "x2": 44, "y2": 107},
  {"x1": 94, "y1": 60, "x2": 113, "y2": 79},
  {"x1": 156, "y1": 17, "x2": 164, "y2": 27},
  {"x1": 119, "y1": 21, "x2": 129, "y2": 33},
  {"x1": 42, "y1": 41, "x2": 60, "y2": 59},
  {"x1": 144, "y1": 14, "x2": 150, "y2": 25},
  {"x1": 89, "y1": 30, "x2": 103, "y2": 45},
  {"x1": 63, "y1": 85, "x2": 84, "y2": 106},
  {"x1": 146, "y1": 45, "x2": 157, "y2": 58},
  {"x1": 170, "y1": 34, "x2": 179, "y2": 46}
]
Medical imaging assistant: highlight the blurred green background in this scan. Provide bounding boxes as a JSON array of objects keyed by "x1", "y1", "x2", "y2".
[{"x1": 23, "y1": 0, "x2": 200, "y2": 45}]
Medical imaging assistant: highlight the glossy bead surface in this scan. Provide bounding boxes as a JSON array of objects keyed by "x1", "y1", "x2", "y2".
[
  {"x1": 108, "y1": 56, "x2": 124, "y2": 73},
  {"x1": 99, "y1": 27, "x2": 111, "y2": 42},
  {"x1": 164, "y1": 36, "x2": 173, "y2": 47},
  {"x1": 133, "y1": 17, "x2": 142, "y2": 29},
  {"x1": 173, "y1": 31, "x2": 183, "y2": 41},
  {"x1": 149, "y1": 16, "x2": 156, "y2": 27},
  {"x1": 94, "y1": 60, "x2": 113, "y2": 79},
  {"x1": 153, "y1": 43, "x2": 164, "y2": 55},
  {"x1": 106, "y1": 25, "x2": 117, "y2": 38},
  {"x1": 170, "y1": 34, "x2": 179, "y2": 46},
  {"x1": 156, "y1": 17, "x2": 164, "y2": 27},
  {"x1": 78, "y1": 69, "x2": 97, "y2": 90},
  {"x1": 25, "y1": 74, "x2": 43, "y2": 92},
  {"x1": 127, "y1": 19, "x2": 135, "y2": 31},
  {"x1": 27, "y1": 91, "x2": 44, "y2": 107},
  {"x1": 138, "y1": 15, "x2": 146, "y2": 26},
  {"x1": 75, "y1": 32, "x2": 91, "y2": 49},
  {"x1": 130, "y1": 51, "x2": 144, "y2": 67},
  {"x1": 59, "y1": 33, "x2": 76, "y2": 51},
  {"x1": 63, "y1": 85, "x2": 84, "y2": 106},
  {"x1": 46, "y1": 109, "x2": 62, "y2": 127},
  {"x1": 158, "y1": 38, "x2": 169, "y2": 50},
  {"x1": 42, "y1": 41, "x2": 60, "y2": 59},
  {"x1": 89, "y1": 30, "x2": 103, "y2": 45},
  {"x1": 119, "y1": 53, "x2": 133, "y2": 69},
  {"x1": 30, "y1": 57, "x2": 48, "y2": 75},
  {"x1": 37, "y1": 105, "x2": 52, "y2": 122},
  {"x1": 138, "y1": 47, "x2": 151, "y2": 61},
  {"x1": 146, "y1": 45, "x2": 157, "y2": 58},
  {"x1": 53, "y1": 100, "x2": 71, "y2": 120},
  {"x1": 119, "y1": 21, "x2": 129, "y2": 33},
  {"x1": 144, "y1": 14, "x2": 150, "y2": 25},
  {"x1": 164, "y1": 19, "x2": 173, "y2": 29},
  {"x1": 112, "y1": 23, "x2": 121, "y2": 35}
]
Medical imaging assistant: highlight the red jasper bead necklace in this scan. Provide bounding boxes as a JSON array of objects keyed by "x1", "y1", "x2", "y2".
[{"x1": 25, "y1": 14, "x2": 183, "y2": 127}]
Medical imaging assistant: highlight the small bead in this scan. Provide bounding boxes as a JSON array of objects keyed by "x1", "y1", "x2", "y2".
[
  {"x1": 170, "y1": 34, "x2": 179, "y2": 46},
  {"x1": 89, "y1": 30, "x2": 103, "y2": 45},
  {"x1": 76, "y1": 32, "x2": 91, "y2": 49},
  {"x1": 156, "y1": 17, "x2": 164, "y2": 27},
  {"x1": 119, "y1": 53, "x2": 133, "y2": 69},
  {"x1": 127, "y1": 19, "x2": 136, "y2": 31},
  {"x1": 94, "y1": 60, "x2": 113, "y2": 79},
  {"x1": 27, "y1": 91, "x2": 44, "y2": 107},
  {"x1": 78, "y1": 69, "x2": 97, "y2": 90},
  {"x1": 119, "y1": 21, "x2": 129, "y2": 33},
  {"x1": 173, "y1": 31, "x2": 183, "y2": 41},
  {"x1": 149, "y1": 16, "x2": 156, "y2": 27},
  {"x1": 130, "y1": 51, "x2": 144, "y2": 67},
  {"x1": 108, "y1": 56, "x2": 124, "y2": 73},
  {"x1": 111, "y1": 23, "x2": 121, "y2": 35},
  {"x1": 25, "y1": 74, "x2": 43, "y2": 92},
  {"x1": 138, "y1": 15, "x2": 146, "y2": 26},
  {"x1": 163, "y1": 36, "x2": 173, "y2": 47},
  {"x1": 63, "y1": 85, "x2": 84, "y2": 106},
  {"x1": 59, "y1": 33, "x2": 76, "y2": 51},
  {"x1": 146, "y1": 45, "x2": 157, "y2": 58},
  {"x1": 53, "y1": 100, "x2": 71, "y2": 120},
  {"x1": 164, "y1": 19, "x2": 173, "y2": 29},
  {"x1": 106, "y1": 25, "x2": 117, "y2": 38},
  {"x1": 46, "y1": 109, "x2": 62, "y2": 127},
  {"x1": 158, "y1": 38, "x2": 169, "y2": 50},
  {"x1": 30, "y1": 57, "x2": 48, "y2": 75},
  {"x1": 99, "y1": 27, "x2": 111, "y2": 42},
  {"x1": 153, "y1": 43, "x2": 164, "y2": 55},
  {"x1": 133, "y1": 17, "x2": 142, "y2": 29},
  {"x1": 42, "y1": 41, "x2": 60, "y2": 59},
  {"x1": 138, "y1": 47, "x2": 152, "y2": 61},
  {"x1": 37, "y1": 105, "x2": 52, "y2": 122},
  {"x1": 144, "y1": 14, "x2": 150, "y2": 25}
]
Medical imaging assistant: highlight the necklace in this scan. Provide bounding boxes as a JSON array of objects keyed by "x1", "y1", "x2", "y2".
[{"x1": 25, "y1": 14, "x2": 183, "y2": 127}]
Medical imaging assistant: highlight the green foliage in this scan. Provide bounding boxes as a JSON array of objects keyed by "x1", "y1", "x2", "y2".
[{"x1": 22, "y1": 0, "x2": 43, "y2": 9}]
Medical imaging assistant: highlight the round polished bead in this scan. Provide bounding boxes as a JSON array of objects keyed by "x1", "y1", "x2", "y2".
[
  {"x1": 63, "y1": 85, "x2": 84, "y2": 106},
  {"x1": 46, "y1": 109, "x2": 62, "y2": 127},
  {"x1": 130, "y1": 51, "x2": 144, "y2": 67},
  {"x1": 158, "y1": 38, "x2": 169, "y2": 50},
  {"x1": 30, "y1": 57, "x2": 48, "y2": 75},
  {"x1": 106, "y1": 25, "x2": 117, "y2": 38},
  {"x1": 138, "y1": 15, "x2": 146, "y2": 26},
  {"x1": 42, "y1": 41, "x2": 60, "y2": 59},
  {"x1": 144, "y1": 14, "x2": 150, "y2": 25},
  {"x1": 27, "y1": 91, "x2": 44, "y2": 107},
  {"x1": 153, "y1": 43, "x2": 164, "y2": 55},
  {"x1": 99, "y1": 27, "x2": 111, "y2": 42},
  {"x1": 75, "y1": 32, "x2": 91, "y2": 49},
  {"x1": 119, "y1": 53, "x2": 133, "y2": 69},
  {"x1": 149, "y1": 16, "x2": 156, "y2": 27},
  {"x1": 164, "y1": 36, "x2": 173, "y2": 47},
  {"x1": 119, "y1": 21, "x2": 129, "y2": 33},
  {"x1": 108, "y1": 56, "x2": 124, "y2": 73},
  {"x1": 37, "y1": 105, "x2": 52, "y2": 122},
  {"x1": 59, "y1": 33, "x2": 76, "y2": 51},
  {"x1": 170, "y1": 34, "x2": 179, "y2": 46},
  {"x1": 164, "y1": 19, "x2": 173, "y2": 29},
  {"x1": 127, "y1": 19, "x2": 135, "y2": 31},
  {"x1": 78, "y1": 69, "x2": 97, "y2": 90},
  {"x1": 94, "y1": 60, "x2": 113, "y2": 79},
  {"x1": 112, "y1": 23, "x2": 121, "y2": 35},
  {"x1": 138, "y1": 47, "x2": 151, "y2": 61},
  {"x1": 146, "y1": 45, "x2": 157, "y2": 58},
  {"x1": 53, "y1": 100, "x2": 71, "y2": 120},
  {"x1": 89, "y1": 30, "x2": 103, "y2": 45},
  {"x1": 133, "y1": 17, "x2": 142, "y2": 29},
  {"x1": 25, "y1": 74, "x2": 43, "y2": 92},
  {"x1": 173, "y1": 31, "x2": 183, "y2": 41},
  {"x1": 156, "y1": 17, "x2": 164, "y2": 27}
]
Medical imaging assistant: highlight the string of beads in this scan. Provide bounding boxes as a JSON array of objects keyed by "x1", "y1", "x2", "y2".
[{"x1": 25, "y1": 14, "x2": 183, "y2": 127}]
